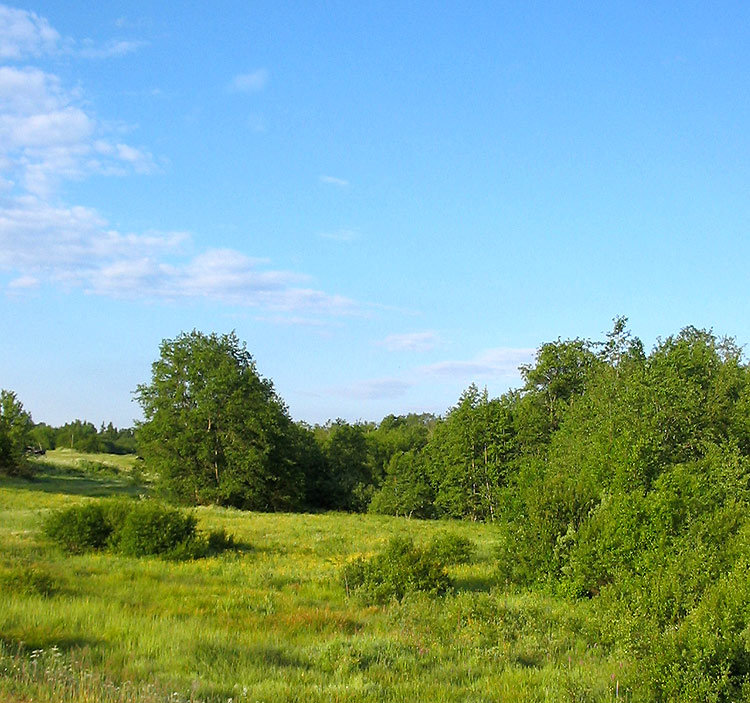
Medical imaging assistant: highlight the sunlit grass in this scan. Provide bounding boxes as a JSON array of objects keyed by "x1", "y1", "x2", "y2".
[
  {"x1": 33, "y1": 448, "x2": 139, "y2": 473},
  {"x1": 0, "y1": 463, "x2": 634, "y2": 702}
]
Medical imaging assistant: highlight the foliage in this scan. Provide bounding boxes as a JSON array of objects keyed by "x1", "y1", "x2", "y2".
[
  {"x1": 425, "y1": 385, "x2": 513, "y2": 520},
  {"x1": 317, "y1": 420, "x2": 373, "y2": 511},
  {"x1": 43, "y1": 499, "x2": 234, "y2": 560},
  {"x1": 341, "y1": 536, "x2": 451, "y2": 603},
  {"x1": 0, "y1": 389, "x2": 33, "y2": 476},
  {"x1": 114, "y1": 502, "x2": 200, "y2": 558},
  {"x1": 43, "y1": 502, "x2": 113, "y2": 553},
  {"x1": 0, "y1": 464, "x2": 642, "y2": 701},
  {"x1": 135, "y1": 330, "x2": 305, "y2": 511},
  {"x1": 368, "y1": 449, "x2": 435, "y2": 518},
  {"x1": 29, "y1": 420, "x2": 137, "y2": 455},
  {"x1": 425, "y1": 531, "x2": 476, "y2": 565},
  {"x1": 13, "y1": 317, "x2": 750, "y2": 698}
]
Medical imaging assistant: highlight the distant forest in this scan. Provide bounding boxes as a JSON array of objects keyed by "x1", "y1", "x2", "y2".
[{"x1": 29, "y1": 420, "x2": 136, "y2": 455}]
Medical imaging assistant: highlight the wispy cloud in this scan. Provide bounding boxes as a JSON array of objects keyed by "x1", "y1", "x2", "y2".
[
  {"x1": 319, "y1": 228, "x2": 359, "y2": 243},
  {"x1": 379, "y1": 331, "x2": 440, "y2": 352},
  {"x1": 0, "y1": 9, "x2": 357, "y2": 319},
  {"x1": 320, "y1": 174, "x2": 349, "y2": 187},
  {"x1": 78, "y1": 39, "x2": 144, "y2": 59},
  {"x1": 7, "y1": 274, "x2": 38, "y2": 289},
  {"x1": 0, "y1": 5, "x2": 61, "y2": 59},
  {"x1": 0, "y1": 195, "x2": 359, "y2": 315},
  {"x1": 229, "y1": 68, "x2": 269, "y2": 93},
  {"x1": 0, "y1": 65, "x2": 155, "y2": 195},
  {"x1": 421, "y1": 347, "x2": 535, "y2": 380},
  {"x1": 0, "y1": 5, "x2": 144, "y2": 61}
]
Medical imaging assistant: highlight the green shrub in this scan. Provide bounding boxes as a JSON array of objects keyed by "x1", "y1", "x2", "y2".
[
  {"x1": 426, "y1": 532, "x2": 476, "y2": 565},
  {"x1": 43, "y1": 502, "x2": 112, "y2": 553},
  {"x1": 342, "y1": 536, "x2": 451, "y2": 603},
  {"x1": 115, "y1": 502, "x2": 199, "y2": 558},
  {"x1": 43, "y1": 499, "x2": 236, "y2": 560},
  {"x1": 639, "y1": 563, "x2": 750, "y2": 702}
]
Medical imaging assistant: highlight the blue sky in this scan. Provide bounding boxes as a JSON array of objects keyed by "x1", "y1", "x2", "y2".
[{"x1": 2, "y1": 2, "x2": 750, "y2": 427}]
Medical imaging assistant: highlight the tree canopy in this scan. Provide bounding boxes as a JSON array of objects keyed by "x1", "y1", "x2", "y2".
[
  {"x1": 135, "y1": 330, "x2": 306, "y2": 510},
  {"x1": 0, "y1": 389, "x2": 32, "y2": 475}
]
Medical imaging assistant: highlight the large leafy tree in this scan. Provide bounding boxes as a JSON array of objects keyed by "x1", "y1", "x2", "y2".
[
  {"x1": 0, "y1": 390, "x2": 33, "y2": 475},
  {"x1": 135, "y1": 330, "x2": 305, "y2": 510}
]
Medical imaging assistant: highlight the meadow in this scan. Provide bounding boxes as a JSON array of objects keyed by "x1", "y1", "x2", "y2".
[{"x1": 0, "y1": 456, "x2": 632, "y2": 703}]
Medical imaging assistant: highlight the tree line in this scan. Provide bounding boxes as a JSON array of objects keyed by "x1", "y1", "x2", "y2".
[{"x1": 6, "y1": 319, "x2": 750, "y2": 525}]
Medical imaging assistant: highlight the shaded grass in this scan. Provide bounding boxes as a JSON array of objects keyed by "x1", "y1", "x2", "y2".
[
  {"x1": 4, "y1": 463, "x2": 145, "y2": 500},
  {"x1": 0, "y1": 461, "x2": 634, "y2": 702}
]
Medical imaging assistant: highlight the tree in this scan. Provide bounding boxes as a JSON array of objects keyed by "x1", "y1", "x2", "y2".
[
  {"x1": 135, "y1": 330, "x2": 305, "y2": 510},
  {"x1": 369, "y1": 449, "x2": 435, "y2": 518},
  {"x1": 0, "y1": 390, "x2": 33, "y2": 475},
  {"x1": 318, "y1": 420, "x2": 373, "y2": 511},
  {"x1": 519, "y1": 337, "x2": 599, "y2": 442},
  {"x1": 427, "y1": 385, "x2": 516, "y2": 521}
]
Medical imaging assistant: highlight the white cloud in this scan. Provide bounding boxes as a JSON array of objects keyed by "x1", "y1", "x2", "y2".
[
  {"x1": 0, "y1": 9, "x2": 356, "y2": 318},
  {"x1": 0, "y1": 6, "x2": 143, "y2": 61},
  {"x1": 379, "y1": 331, "x2": 439, "y2": 352},
  {"x1": 0, "y1": 5, "x2": 61, "y2": 59},
  {"x1": 114, "y1": 143, "x2": 154, "y2": 172},
  {"x1": 0, "y1": 195, "x2": 185, "y2": 271},
  {"x1": 0, "y1": 195, "x2": 358, "y2": 314},
  {"x1": 0, "y1": 66, "x2": 154, "y2": 195},
  {"x1": 421, "y1": 347, "x2": 535, "y2": 380},
  {"x1": 229, "y1": 69, "x2": 269, "y2": 93},
  {"x1": 320, "y1": 175, "x2": 349, "y2": 187},
  {"x1": 7, "y1": 274, "x2": 38, "y2": 289}
]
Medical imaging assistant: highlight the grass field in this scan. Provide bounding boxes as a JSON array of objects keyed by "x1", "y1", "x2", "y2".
[
  {"x1": 32, "y1": 448, "x2": 141, "y2": 474},
  {"x1": 0, "y1": 461, "x2": 634, "y2": 702}
]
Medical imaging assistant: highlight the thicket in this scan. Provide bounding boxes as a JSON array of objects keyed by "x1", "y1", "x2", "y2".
[{"x1": 43, "y1": 499, "x2": 235, "y2": 559}]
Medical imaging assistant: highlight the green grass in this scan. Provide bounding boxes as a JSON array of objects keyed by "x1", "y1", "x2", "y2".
[{"x1": 0, "y1": 460, "x2": 635, "y2": 702}]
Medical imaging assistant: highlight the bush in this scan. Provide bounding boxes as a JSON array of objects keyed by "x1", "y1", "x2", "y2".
[
  {"x1": 115, "y1": 502, "x2": 199, "y2": 558},
  {"x1": 43, "y1": 502, "x2": 112, "y2": 553},
  {"x1": 427, "y1": 532, "x2": 476, "y2": 565},
  {"x1": 43, "y1": 500, "x2": 236, "y2": 560},
  {"x1": 639, "y1": 564, "x2": 750, "y2": 702},
  {"x1": 342, "y1": 537, "x2": 451, "y2": 603}
]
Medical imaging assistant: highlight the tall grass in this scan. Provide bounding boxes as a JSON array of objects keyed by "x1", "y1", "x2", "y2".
[{"x1": 0, "y1": 465, "x2": 633, "y2": 702}]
